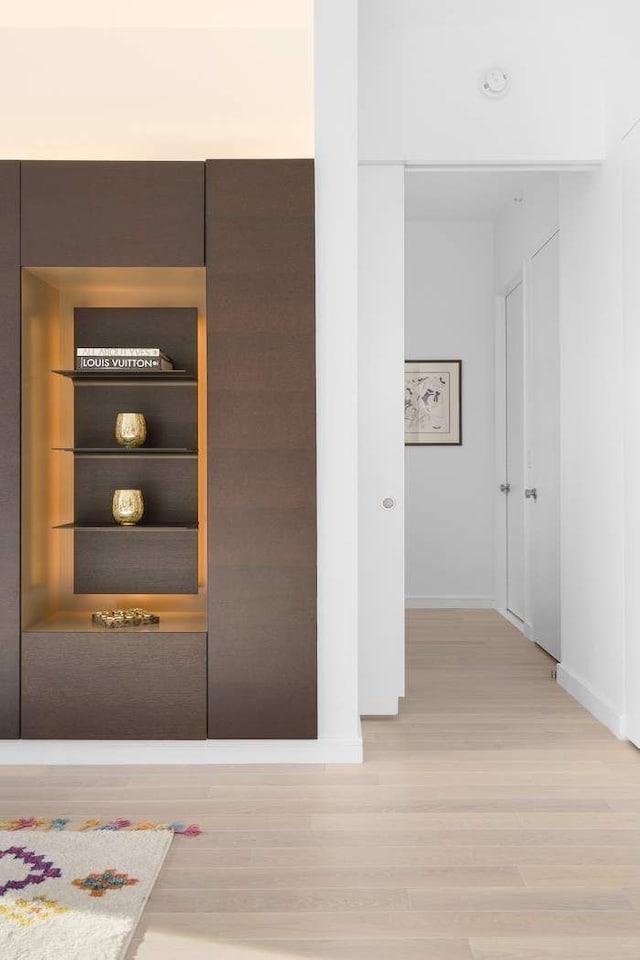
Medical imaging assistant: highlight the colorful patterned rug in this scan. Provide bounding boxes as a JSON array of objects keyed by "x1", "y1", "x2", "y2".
[
  {"x1": 0, "y1": 817, "x2": 201, "y2": 837},
  {"x1": 0, "y1": 828, "x2": 171, "y2": 960}
]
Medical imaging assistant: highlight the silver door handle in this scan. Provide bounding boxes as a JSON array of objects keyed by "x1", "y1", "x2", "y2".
[
  {"x1": 525, "y1": 488, "x2": 537, "y2": 500},
  {"x1": 499, "y1": 483, "x2": 510, "y2": 493}
]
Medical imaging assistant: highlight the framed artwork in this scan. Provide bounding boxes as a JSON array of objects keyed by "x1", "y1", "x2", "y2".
[{"x1": 404, "y1": 360, "x2": 462, "y2": 445}]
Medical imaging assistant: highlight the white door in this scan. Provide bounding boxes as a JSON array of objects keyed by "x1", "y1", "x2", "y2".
[
  {"x1": 528, "y1": 233, "x2": 561, "y2": 660},
  {"x1": 623, "y1": 123, "x2": 640, "y2": 745},
  {"x1": 505, "y1": 282, "x2": 526, "y2": 621},
  {"x1": 358, "y1": 165, "x2": 405, "y2": 715}
]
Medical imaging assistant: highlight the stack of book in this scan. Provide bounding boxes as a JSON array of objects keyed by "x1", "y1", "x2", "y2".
[{"x1": 75, "y1": 347, "x2": 175, "y2": 372}]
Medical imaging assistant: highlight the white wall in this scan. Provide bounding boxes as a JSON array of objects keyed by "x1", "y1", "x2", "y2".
[
  {"x1": 606, "y1": 0, "x2": 640, "y2": 142},
  {"x1": 356, "y1": 1, "x2": 640, "y2": 742},
  {"x1": 358, "y1": 166, "x2": 405, "y2": 714},
  {"x1": 0, "y1": 21, "x2": 313, "y2": 159},
  {"x1": 494, "y1": 174, "x2": 559, "y2": 293},
  {"x1": 553, "y1": 2, "x2": 640, "y2": 738},
  {"x1": 405, "y1": 220, "x2": 496, "y2": 607},
  {"x1": 359, "y1": 0, "x2": 605, "y2": 166},
  {"x1": 492, "y1": 160, "x2": 629, "y2": 737},
  {"x1": 556, "y1": 163, "x2": 627, "y2": 736}
]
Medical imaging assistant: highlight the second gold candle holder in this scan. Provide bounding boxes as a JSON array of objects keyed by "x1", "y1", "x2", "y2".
[
  {"x1": 112, "y1": 489, "x2": 144, "y2": 526},
  {"x1": 115, "y1": 412, "x2": 147, "y2": 448}
]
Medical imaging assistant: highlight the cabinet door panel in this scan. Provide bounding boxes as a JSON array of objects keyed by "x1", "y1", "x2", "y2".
[
  {"x1": 207, "y1": 160, "x2": 317, "y2": 740},
  {"x1": 22, "y1": 632, "x2": 207, "y2": 739},
  {"x1": 21, "y1": 162, "x2": 204, "y2": 266},
  {"x1": 0, "y1": 161, "x2": 20, "y2": 738}
]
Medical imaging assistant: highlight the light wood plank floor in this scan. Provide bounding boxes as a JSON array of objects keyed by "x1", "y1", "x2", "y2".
[{"x1": 2, "y1": 609, "x2": 640, "y2": 959}]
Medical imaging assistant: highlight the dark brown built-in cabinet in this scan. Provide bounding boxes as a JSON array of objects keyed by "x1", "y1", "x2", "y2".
[
  {"x1": 0, "y1": 162, "x2": 21, "y2": 739},
  {"x1": 0, "y1": 160, "x2": 316, "y2": 741}
]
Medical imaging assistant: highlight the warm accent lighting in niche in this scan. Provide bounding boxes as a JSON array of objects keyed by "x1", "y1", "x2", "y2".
[{"x1": 20, "y1": 266, "x2": 207, "y2": 634}]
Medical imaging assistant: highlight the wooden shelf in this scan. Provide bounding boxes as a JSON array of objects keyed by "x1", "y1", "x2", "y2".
[
  {"x1": 23, "y1": 611, "x2": 207, "y2": 634},
  {"x1": 54, "y1": 522, "x2": 198, "y2": 531},
  {"x1": 53, "y1": 447, "x2": 198, "y2": 457},
  {"x1": 52, "y1": 369, "x2": 195, "y2": 383}
]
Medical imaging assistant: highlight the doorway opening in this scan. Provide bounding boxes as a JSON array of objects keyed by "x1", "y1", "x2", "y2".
[{"x1": 404, "y1": 169, "x2": 562, "y2": 661}]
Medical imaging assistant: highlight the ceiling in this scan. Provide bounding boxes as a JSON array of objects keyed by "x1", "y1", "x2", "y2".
[
  {"x1": 0, "y1": 1, "x2": 311, "y2": 27},
  {"x1": 405, "y1": 170, "x2": 528, "y2": 222}
]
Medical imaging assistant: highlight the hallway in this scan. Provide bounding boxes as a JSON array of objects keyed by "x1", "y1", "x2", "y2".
[{"x1": 3, "y1": 610, "x2": 640, "y2": 958}]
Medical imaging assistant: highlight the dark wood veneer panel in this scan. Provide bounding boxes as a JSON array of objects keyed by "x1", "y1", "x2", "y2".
[
  {"x1": 22, "y1": 632, "x2": 206, "y2": 739},
  {"x1": 0, "y1": 162, "x2": 20, "y2": 738},
  {"x1": 212, "y1": 217, "x2": 315, "y2": 276},
  {"x1": 74, "y1": 529, "x2": 198, "y2": 594},
  {"x1": 212, "y1": 450, "x2": 316, "y2": 509},
  {"x1": 207, "y1": 159, "x2": 317, "y2": 739},
  {"x1": 210, "y1": 332, "x2": 314, "y2": 391},
  {"x1": 208, "y1": 160, "x2": 314, "y2": 219},
  {"x1": 210, "y1": 683, "x2": 316, "y2": 740},
  {"x1": 213, "y1": 509, "x2": 315, "y2": 566},
  {"x1": 212, "y1": 275, "x2": 314, "y2": 334},
  {"x1": 212, "y1": 566, "x2": 316, "y2": 626},
  {"x1": 209, "y1": 390, "x2": 314, "y2": 450},
  {"x1": 21, "y1": 162, "x2": 204, "y2": 266}
]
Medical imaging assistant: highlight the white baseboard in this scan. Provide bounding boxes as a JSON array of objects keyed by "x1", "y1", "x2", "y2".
[
  {"x1": 405, "y1": 596, "x2": 496, "y2": 609},
  {"x1": 557, "y1": 664, "x2": 625, "y2": 739},
  {"x1": 624, "y1": 715, "x2": 640, "y2": 748},
  {"x1": 497, "y1": 608, "x2": 534, "y2": 639},
  {"x1": 360, "y1": 698, "x2": 399, "y2": 717},
  {"x1": 0, "y1": 737, "x2": 363, "y2": 766}
]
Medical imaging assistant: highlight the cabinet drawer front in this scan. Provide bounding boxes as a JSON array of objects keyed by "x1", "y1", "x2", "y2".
[{"x1": 21, "y1": 632, "x2": 206, "y2": 739}]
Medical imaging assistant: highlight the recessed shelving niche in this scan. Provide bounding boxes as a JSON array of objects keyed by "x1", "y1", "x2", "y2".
[{"x1": 21, "y1": 267, "x2": 207, "y2": 634}]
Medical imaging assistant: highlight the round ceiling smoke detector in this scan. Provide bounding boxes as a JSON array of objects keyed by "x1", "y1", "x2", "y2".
[{"x1": 482, "y1": 68, "x2": 509, "y2": 98}]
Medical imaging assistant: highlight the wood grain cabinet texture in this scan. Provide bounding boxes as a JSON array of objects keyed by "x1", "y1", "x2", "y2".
[
  {"x1": 0, "y1": 159, "x2": 318, "y2": 741},
  {"x1": 206, "y1": 160, "x2": 317, "y2": 740},
  {"x1": 21, "y1": 633, "x2": 207, "y2": 739},
  {"x1": 0, "y1": 161, "x2": 20, "y2": 739},
  {"x1": 20, "y1": 162, "x2": 205, "y2": 267}
]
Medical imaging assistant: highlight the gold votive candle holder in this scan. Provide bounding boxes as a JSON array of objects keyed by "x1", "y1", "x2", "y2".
[
  {"x1": 115, "y1": 412, "x2": 147, "y2": 448},
  {"x1": 112, "y1": 489, "x2": 144, "y2": 526}
]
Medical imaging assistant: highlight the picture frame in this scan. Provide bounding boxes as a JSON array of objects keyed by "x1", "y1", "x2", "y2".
[{"x1": 404, "y1": 359, "x2": 462, "y2": 445}]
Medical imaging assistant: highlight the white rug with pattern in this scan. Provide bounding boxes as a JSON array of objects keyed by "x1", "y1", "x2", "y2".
[{"x1": 0, "y1": 828, "x2": 171, "y2": 960}]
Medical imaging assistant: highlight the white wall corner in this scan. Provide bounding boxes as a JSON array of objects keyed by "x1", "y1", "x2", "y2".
[
  {"x1": 557, "y1": 664, "x2": 626, "y2": 740},
  {"x1": 624, "y1": 715, "x2": 640, "y2": 748},
  {"x1": 314, "y1": 0, "x2": 361, "y2": 749}
]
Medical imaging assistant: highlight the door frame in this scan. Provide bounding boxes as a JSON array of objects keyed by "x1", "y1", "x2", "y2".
[
  {"x1": 363, "y1": 163, "x2": 591, "y2": 716},
  {"x1": 495, "y1": 269, "x2": 535, "y2": 638},
  {"x1": 495, "y1": 229, "x2": 561, "y2": 643}
]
